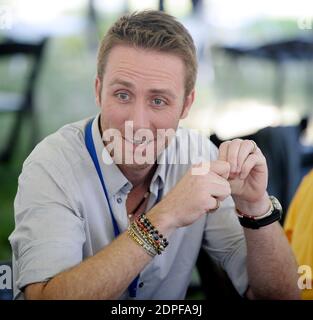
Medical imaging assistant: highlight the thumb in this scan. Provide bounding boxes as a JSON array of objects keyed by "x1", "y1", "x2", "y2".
[{"x1": 209, "y1": 160, "x2": 230, "y2": 180}]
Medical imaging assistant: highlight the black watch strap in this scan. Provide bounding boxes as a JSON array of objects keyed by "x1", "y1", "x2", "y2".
[
  {"x1": 237, "y1": 196, "x2": 283, "y2": 229},
  {"x1": 238, "y1": 209, "x2": 282, "y2": 229}
]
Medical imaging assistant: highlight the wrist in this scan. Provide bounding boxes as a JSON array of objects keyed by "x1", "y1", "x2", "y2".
[
  {"x1": 146, "y1": 206, "x2": 176, "y2": 238},
  {"x1": 236, "y1": 195, "x2": 283, "y2": 229},
  {"x1": 233, "y1": 193, "x2": 270, "y2": 217}
]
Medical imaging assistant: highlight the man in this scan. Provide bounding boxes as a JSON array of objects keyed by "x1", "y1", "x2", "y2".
[{"x1": 9, "y1": 10, "x2": 299, "y2": 300}]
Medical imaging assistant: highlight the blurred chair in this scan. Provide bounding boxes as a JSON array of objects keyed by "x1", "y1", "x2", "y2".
[
  {"x1": 216, "y1": 37, "x2": 313, "y2": 108},
  {"x1": 0, "y1": 37, "x2": 48, "y2": 163},
  {"x1": 0, "y1": 260, "x2": 13, "y2": 300}
]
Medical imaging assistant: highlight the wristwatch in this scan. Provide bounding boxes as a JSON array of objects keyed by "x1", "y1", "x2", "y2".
[{"x1": 236, "y1": 196, "x2": 283, "y2": 229}]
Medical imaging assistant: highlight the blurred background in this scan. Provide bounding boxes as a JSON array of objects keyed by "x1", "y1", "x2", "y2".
[{"x1": 1, "y1": 0, "x2": 313, "y2": 299}]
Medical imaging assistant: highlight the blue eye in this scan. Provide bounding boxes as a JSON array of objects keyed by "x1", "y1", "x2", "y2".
[
  {"x1": 153, "y1": 98, "x2": 165, "y2": 107},
  {"x1": 116, "y1": 92, "x2": 129, "y2": 101}
]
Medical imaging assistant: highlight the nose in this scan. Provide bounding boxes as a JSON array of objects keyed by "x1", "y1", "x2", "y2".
[{"x1": 128, "y1": 100, "x2": 150, "y2": 130}]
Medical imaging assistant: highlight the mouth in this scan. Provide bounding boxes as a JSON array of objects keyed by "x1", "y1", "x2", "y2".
[{"x1": 123, "y1": 137, "x2": 154, "y2": 146}]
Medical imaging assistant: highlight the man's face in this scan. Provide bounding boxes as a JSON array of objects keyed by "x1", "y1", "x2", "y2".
[{"x1": 95, "y1": 45, "x2": 195, "y2": 169}]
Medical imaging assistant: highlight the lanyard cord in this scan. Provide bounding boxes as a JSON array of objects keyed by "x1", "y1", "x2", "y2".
[
  {"x1": 85, "y1": 118, "x2": 120, "y2": 237},
  {"x1": 84, "y1": 118, "x2": 139, "y2": 297}
]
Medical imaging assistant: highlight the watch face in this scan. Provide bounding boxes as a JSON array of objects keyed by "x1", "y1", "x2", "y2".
[{"x1": 270, "y1": 196, "x2": 282, "y2": 212}]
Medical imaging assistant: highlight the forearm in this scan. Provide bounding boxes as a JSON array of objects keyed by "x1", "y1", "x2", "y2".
[
  {"x1": 244, "y1": 222, "x2": 300, "y2": 299},
  {"x1": 25, "y1": 231, "x2": 151, "y2": 300},
  {"x1": 25, "y1": 210, "x2": 174, "y2": 300}
]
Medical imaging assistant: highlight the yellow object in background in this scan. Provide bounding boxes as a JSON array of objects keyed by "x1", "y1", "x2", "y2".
[{"x1": 284, "y1": 170, "x2": 313, "y2": 300}]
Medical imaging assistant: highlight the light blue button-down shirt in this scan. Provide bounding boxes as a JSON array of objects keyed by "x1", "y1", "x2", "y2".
[{"x1": 9, "y1": 114, "x2": 248, "y2": 299}]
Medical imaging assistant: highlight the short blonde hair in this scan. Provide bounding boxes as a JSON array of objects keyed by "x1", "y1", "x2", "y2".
[{"x1": 97, "y1": 10, "x2": 197, "y2": 96}]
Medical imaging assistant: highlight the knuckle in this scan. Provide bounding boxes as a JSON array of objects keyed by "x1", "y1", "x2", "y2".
[
  {"x1": 232, "y1": 138, "x2": 242, "y2": 144},
  {"x1": 220, "y1": 141, "x2": 230, "y2": 149}
]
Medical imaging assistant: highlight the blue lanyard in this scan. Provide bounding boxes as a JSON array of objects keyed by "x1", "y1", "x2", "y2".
[{"x1": 84, "y1": 118, "x2": 139, "y2": 298}]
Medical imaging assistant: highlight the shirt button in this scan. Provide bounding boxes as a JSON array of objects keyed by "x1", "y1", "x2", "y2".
[
  {"x1": 138, "y1": 282, "x2": 144, "y2": 288},
  {"x1": 117, "y1": 197, "x2": 122, "y2": 204}
]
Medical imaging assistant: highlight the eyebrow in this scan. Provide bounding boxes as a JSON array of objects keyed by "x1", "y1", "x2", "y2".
[
  {"x1": 149, "y1": 89, "x2": 177, "y2": 100},
  {"x1": 109, "y1": 79, "x2": 177, "y2": 99},
  {"x1": 109, "y1": 79, "x2": 135, "y2": 89}
]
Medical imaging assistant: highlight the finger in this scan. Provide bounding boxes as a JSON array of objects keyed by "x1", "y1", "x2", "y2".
[
  {"x1": 215, "y1": 193, "x2": 230, "y2": 202},
  {"x1": 227, "y1": 139, "x2": 242, "y2": 173},
  {"x1": 218, "y1": 141, "x2": 230, "y2": 161},
  {"x1": 192, "y1": 161, "x2": 231, "y2": 178},
  {"x1": 206, "y1": 196, "x2": 222, "y2": 213},
  {"x1": 237, "y1": 140, "x2": 257, "y2": 173},
  {"x1": 240, "y1": 153, "x2": 265, "y2": 180},
  {"x1": 207, "y1": 172, "x2": 231, "y2": 200},
  {"x1": 206, "y1": 171, "x2": 230, "y2": 186},
  {"x1": 207, "y1": 180, "x2": 231, "y2": 200},
  {"x1": 209, "y1": 160, "x2": 230, "y2": 180},
  {"x1": 206, "y1": 197, "x2": 220, "y2": 213}
]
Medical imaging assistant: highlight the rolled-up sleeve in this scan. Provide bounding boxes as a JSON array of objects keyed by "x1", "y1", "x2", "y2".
[{"x1": 9, "y1": 160, "x2": 86, "y2": 299}]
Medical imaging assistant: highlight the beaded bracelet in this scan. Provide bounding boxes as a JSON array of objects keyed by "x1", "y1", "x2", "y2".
[
  {"x1": 135, "y1": 219, "x2": 163, "y2": 254},
  {"x1": 129, "y1": 222, "x2": 158, "y2": 256},
  {"x1": 127, "y1": 226, "x2": 157, "y2": 257},
  {"x1": 131, "y1": 221, "x2": 162, "y2": 255},
  {"x1": 135, "y1": 214, "x2": 169, "y2": 254}
]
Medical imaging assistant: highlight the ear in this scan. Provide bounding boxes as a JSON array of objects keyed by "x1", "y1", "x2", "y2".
[
  {"x1": 95, "y1": 76, "x2": 102, "y2": 107},
  {"x1": 180, "y1": 89, "x2": 195, "y2": 120}
]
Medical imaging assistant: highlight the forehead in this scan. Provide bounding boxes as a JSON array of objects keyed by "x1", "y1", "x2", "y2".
[{"x1": 103, "y1": 45, "x2": 185, "y2": 92}]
